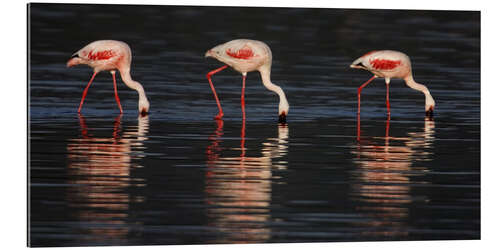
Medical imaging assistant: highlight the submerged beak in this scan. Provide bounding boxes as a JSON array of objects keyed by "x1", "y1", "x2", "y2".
[
  {"x1": 425, "y1": 106, "x2": 434, "y2": 118},
  {"x1": 140, "y1": 107, "x2": 149, "y2": 117},
  {"x1": 278, "y1": 112, "x2": 287, "y2": 124}
]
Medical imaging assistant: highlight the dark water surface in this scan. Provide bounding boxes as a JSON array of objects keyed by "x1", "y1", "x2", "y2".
[{"x1": 29, "y1": 4, "x2": 480, "y2": 247}]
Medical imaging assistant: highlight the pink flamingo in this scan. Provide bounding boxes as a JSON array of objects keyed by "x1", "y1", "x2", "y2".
[
  {"x1": 350, "y1": 50, "x2": 435, "y2": 117},
  {"x1": 205, "y1": 39, "x2": 290, "y2": 123},
  {"x1": 67, "y1": 40, "x2": 150, "y2": 116}
]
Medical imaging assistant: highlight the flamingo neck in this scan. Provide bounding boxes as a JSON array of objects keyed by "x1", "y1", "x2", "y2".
[
  {"x1": 404, "y1": 74, "x2": 435, "y2": 111},
  {"x1": 119, "y1": 67, "x2": 150, "y2": 114},
  {"x1": 259, "y1": 66, "x2": 289, "y2": 116}
]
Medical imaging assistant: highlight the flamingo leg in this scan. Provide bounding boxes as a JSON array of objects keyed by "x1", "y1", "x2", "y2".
[
  {"x1": 357, "y1": 75, "x2": 376, "y2": 115},
  {"x1": 241, "y1": 74, "x2": 246, "y2": 120},
  {"x1": 386, "y1": 83, "x2": 391, "y2": 116},
  {"x1": 385, "y1": 113, "x2": 391, "y2": 138},
  {"x1": 111, "y1": 71, "x2": 123, "y2": 114},
  {"x1": 206, "y1": 65, "x2": 229, "y2": 119},
  {"x1": 78, "y1": 71, "x2": 98, "y2": 113},
  {"x1": 357, "y1": 112, "x2": 361, "y2": 142},
  {"x1": 240, "y1": 118, "x2": 246, "y2": 158}
]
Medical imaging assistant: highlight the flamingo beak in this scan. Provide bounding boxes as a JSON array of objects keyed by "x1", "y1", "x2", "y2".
[
  {"x1": 278, "y1": 112, "x2": 287, "y2": 124},
  {"x1": 350, "y1": 63, "x2": 365, "y2": 69},
  {"x1": 425, "y1": 106, "x2": 434, "y2": 117},
  {"x1": 140, "y1": 108, "x2": 148, "y2": 117}
]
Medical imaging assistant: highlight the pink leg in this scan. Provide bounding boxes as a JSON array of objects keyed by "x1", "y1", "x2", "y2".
[
  {"x1": 385, "y1": 113, "x2": 391, "y2": 138},
  {"x1": 77, "y1": 113, "x2": 89, "y2": 139},
  {"x1": 357, "y1": 112, "x2": 361, "y2": 142},
  {"x1": 206, "y1": 65, "x2": 228, "y2": 119},
  {"x1": 241, "y1": 74, "x2": 246, "y2": 120},
  {"x1": 240, "y1": 118, "x2": 246, "y2": 158},
  {"x1": 111, "y1": 71, "x2": 123, "y2": 114},
  {"x1": 386, "y1": 83, "x2": 391, "y2": 116},
  {"x1": 78, "y1": 72, "x2": 98, "y2": 113},
  {"x1": 357, "y1": 75, "x2": 376, "y2": 115}
]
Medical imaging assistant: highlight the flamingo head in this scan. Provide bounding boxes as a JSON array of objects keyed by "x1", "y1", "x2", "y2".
[
  {"x1": 67, "y1": 53, "x2": 83, "y2": 68},
  {"x1": 205, "y1": 44, "x2": 224, "y2": 59},
  {"x1": 350, "y1": 57, "x2": 367, "y2": 70}
]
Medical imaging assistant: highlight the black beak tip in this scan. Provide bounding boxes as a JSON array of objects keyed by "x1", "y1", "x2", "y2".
[
  {"x1": 425, "y1": 107, "x2": 434, "y2": 118},
  {"x1": 278, "y1": 113, "x2": 287, "y2": 124}
]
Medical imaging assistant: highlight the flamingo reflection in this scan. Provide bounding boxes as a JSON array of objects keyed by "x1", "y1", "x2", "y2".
[
  {"x1": 66, "y1": 114, "x2": 149, "y2": 243},
  {"x1": 352, "y1": 116, "x2": 435, "y2": 237},
  {"x1": 205, "y1": 120, "x2": 289, "y2": 243}
]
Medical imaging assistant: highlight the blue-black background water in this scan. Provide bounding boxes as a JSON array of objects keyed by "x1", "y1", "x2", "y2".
[{"x1": 28, "y1": 3, "x2": 480, "y2": 247}]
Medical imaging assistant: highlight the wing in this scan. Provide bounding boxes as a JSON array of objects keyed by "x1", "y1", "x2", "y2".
[
  {"x1": 368, "y1": 58, "x2": 402, "y2": 70},
  {"x1": 224, "y1": 41, "x2": 256, "y2": 60},
  {"x1": 85, "y1": 49, "x2": 116, "y2": 61}
]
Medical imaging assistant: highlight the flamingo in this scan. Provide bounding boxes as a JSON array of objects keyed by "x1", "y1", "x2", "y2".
[
  {"x1": 205, "y1": 39, "x2": 289, "y2": 123},
  {"x1": 350, "y1": 50, "x2": 435, "y2": 117},
  {"x1": 66, "y1": 40, "x2": 150, "y2": 116}
]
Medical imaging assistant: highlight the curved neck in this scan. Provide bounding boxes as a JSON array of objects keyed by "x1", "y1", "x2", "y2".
[
  {"x1": 404, "y1": 74, "x2": 435, "y2": 106},
  {"x1": 119, "y1": 67, "x2": 149, "y2": 105},
  {"x1": 259, "y1": 66, "x2": 289, "y2": 114}
]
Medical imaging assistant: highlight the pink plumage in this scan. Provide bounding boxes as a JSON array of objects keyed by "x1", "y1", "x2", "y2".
[
  {"x1": 351, "y1": 50, "x2": 435, "y2": 117},
  {"x1": 67, "y1": 40, "x2": 150, "y2": 116},
  {"x1": 205, "y1": 39, "x2": 290, "y2": 123}
]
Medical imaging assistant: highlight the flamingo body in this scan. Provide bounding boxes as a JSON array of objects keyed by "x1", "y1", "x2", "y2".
[
  {"x1": 351, "y1": 50, "x2": 435, "y2": 116},
  {"x1": 205, "y1": 39, "x2": 289, "y2": 123},
  {"x1": 67, "y1": 40, "x2": 150, "y2": 116}
]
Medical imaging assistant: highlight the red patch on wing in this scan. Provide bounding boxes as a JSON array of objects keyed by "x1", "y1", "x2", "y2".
[
  {"x1": 362, "y1": 50, "x2": 377, "y2": 57},
  {"x1": 87, "y1": 50, "x2": 115, "y2": 60},
  {"x1": 226, "y1": 48, "x2": 254, "y2": 59},
  {"x1": 370, "y1": 59, "x2": 401, "y2": 70}
]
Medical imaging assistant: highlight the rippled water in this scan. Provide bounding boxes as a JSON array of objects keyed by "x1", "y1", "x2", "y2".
[{"x1": 29, "y1": 4, "x2": 480, "y2": 247}]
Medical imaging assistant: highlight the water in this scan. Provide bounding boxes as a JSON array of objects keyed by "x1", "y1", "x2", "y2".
[{"x1": 28, "y1": 4, "x2": 480, "y2": 247}]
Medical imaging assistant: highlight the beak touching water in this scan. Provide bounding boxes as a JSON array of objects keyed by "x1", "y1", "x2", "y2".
[
  {"x1": 425, "y1": 106, "x2": 434, "y2": 118},
  {"x1": 279, "y1": 112, "x2": 287, "y2": 124}
]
